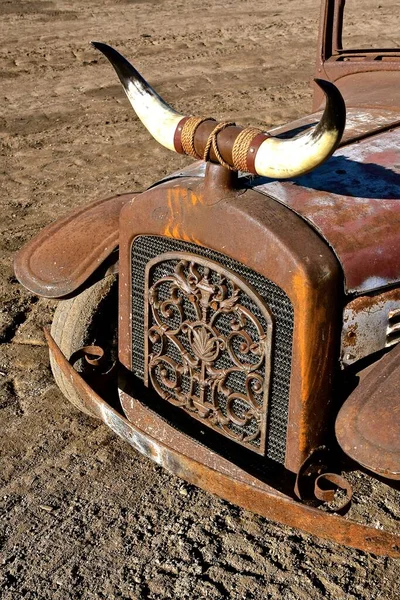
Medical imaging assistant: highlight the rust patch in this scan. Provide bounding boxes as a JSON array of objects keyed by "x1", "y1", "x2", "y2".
[{"x1": 341, "y1": 287, "x2": 400, "y2": 365}]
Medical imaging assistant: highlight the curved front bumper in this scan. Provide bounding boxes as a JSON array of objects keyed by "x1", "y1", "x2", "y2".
[{"x1": 45, "y1": 330, "x2": 400, "y2": 558}]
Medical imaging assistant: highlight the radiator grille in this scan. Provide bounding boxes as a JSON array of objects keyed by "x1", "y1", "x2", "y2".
[{"x1": 131, "y1": 235, "x2": 294, "y2": 464}]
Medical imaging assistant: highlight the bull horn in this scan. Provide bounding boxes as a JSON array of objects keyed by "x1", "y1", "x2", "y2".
[
  {"x1": 91, "y1": 42, "x2": 183, "y2": 151},
  {"x1": 92, "y1": 42, "x2": 345, "y2": 179},
  {"x1": 255, "y1": 79, "x2": 346, "y2": 178}
]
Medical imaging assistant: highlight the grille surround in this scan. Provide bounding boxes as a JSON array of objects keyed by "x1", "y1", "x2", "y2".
[{"x1": 131, "y1": 235, "x2": 294, "y2": 464}]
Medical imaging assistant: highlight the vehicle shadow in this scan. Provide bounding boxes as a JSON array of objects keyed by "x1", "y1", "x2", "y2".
[
  {"x1": 251, "y1": 154, "x2": 400, "y2": 200},
  {"x1": 292, "y1": 155, "x2": 400, "y2": 200}
]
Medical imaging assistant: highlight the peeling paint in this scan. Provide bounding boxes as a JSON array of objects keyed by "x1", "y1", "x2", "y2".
[{"x1": 341, "y1": 288, "x2": 400, "y2": 365}]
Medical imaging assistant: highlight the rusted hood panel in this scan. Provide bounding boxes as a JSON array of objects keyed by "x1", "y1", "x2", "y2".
[
  {"x1": 252, "y1": 128, "x2": 400, "y2": 293},
  {"x1": 14, "y1": 193, "x2": 135, "y2": 298},
  {"x1": 165, "y1": 124, "x2": 400, "y2": 295}
]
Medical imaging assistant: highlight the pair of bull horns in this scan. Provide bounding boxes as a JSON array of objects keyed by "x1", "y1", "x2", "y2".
[{"x1": 92, "y1": 41, "x2": 346, "y2": 179}]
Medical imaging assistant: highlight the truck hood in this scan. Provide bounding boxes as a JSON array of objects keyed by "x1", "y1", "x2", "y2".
[{"x1": 160, "y1": 112, "x2": 400, "y2": 295}]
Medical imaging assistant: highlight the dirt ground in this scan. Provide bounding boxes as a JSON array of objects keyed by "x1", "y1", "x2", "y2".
[{"x1": 0, "y1": 0, "x2": 399, "y2": 598}]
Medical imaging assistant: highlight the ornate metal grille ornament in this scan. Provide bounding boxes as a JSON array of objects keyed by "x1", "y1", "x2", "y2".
[{"x1": 144, "y1": 253, "x2": 274, "y2": 454}]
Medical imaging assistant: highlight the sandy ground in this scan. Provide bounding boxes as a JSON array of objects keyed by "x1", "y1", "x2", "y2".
[{"x1": 1, "y1": 0, "x2": 399, "y2": 598}]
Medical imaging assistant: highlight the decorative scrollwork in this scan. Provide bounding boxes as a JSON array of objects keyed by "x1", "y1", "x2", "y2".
[{"x1": 144, "y1": 252, "x2": 273, "y2": 454}]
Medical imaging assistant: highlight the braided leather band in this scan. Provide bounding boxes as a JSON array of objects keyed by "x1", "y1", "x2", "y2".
[
  {"x1": 181, "y1": 116, "x2": 215, "y2": 159},
  {"x1": 232, "y1": 127, "x2": 264, "y2": 173},
  {"x1": 178, "y1": 117, "x2": 268, "y2": 174}
]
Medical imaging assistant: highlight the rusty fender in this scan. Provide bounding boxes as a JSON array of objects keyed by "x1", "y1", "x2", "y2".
[
  {"x1": 45, "y1": 330, "x2": 400, "y2": 558},
  {"x1": 14, "y1": 193, "x2": 136, "y2": 299},
  {"x1": 336, "y1": 343, "x2": 400, "y2": 480}
]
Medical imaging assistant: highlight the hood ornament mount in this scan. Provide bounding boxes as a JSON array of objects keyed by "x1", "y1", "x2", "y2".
[{"x1": 92, "y1": 41, "x2": 346, "y2": 180}]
